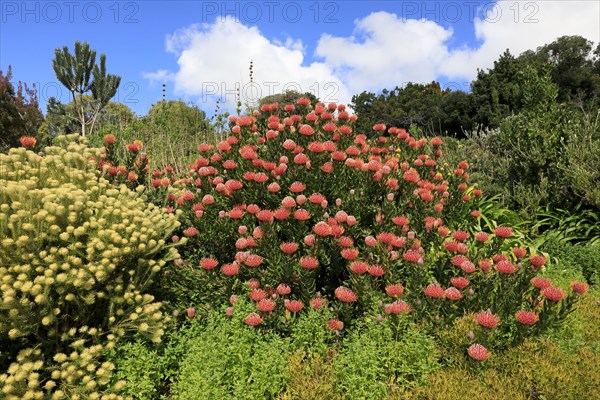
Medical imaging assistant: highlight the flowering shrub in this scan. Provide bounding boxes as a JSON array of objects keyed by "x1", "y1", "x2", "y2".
[
  {"x1": 0, "y1": 135, "x2": 181, "y2": 399},
  {"x1": 156, "y1": 100, "x2": 586, "y2": 356},
  {"x1": 97, "y1": 133, "x2": 151, "y2": 190}
]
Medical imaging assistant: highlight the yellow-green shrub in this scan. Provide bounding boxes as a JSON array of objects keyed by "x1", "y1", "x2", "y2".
[
  {"x1": 0, "y1": 135, "x2": 181, "y2": 399},
  {"x1": 403, "y1": 338, "x2": 600, "y2": 400},
  {"x1": 279, "y1": 351, "x2": 343, "y2": 400}
]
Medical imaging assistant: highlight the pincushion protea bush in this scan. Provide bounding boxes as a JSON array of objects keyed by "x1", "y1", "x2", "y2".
[
  {"x1": 0, "y1": 135, "x2": 181, "y2": 399},
  {"x1": 156, "y1": 99, "x2": 587, "y2": 357}
]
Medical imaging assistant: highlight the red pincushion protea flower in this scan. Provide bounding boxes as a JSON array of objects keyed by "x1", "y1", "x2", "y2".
[
  {"x1": 247, "y1": 278, "x2": 260, "y2": 290},
  {"x1": 273, "y1": 208, "x2": 291, "y2": 220},
  {"x1": 364, "y1": 236, "x2": 377, "y2": 247},
  {"x1": 349, "y1": 261, "x2": 369, "y2": 275},
  {"x1": 386, "y1": 284, "x2": 405, "y2": 297},
  {"x1": 183, "y1": 227, "x2": 199, "y2": 237},
  {"x1": 494, "y1": 226, "x2": 513, "y2": 238},
  {"x1": 229, "y1": 208, "x2": 244, "y2": 219},
  {"x1": 256, "y1": 299, "x2": 276, "y2": 312},
  {"x1": 335, "y1": 287, "x2": 358, "y2": 303},
  {"x1": 513, "y1": 247, "x2": 527, "y2": 260},
  {"x1": 478, "y1": 259, "x2": 492, "y2": 272},
  {"x1": 529, "y1": 255, "x2": 547, "y2": 269},
  {"x1": 293, "y1": 209, "x2": 310, "y2": 221},
  {"x1": 460, "y1": 261, "x2": 476, "y2": 274},
  {"x1": 304, "y1": 234, "x2": 316, "y2": 246},
  {"x1": 368, "y1": 264, "x2": 385, "y2": 277},
  {"x1": 310, "y1": 297, "x2": 325, "y2": 309},
  {"x1": 256, "y1": 210, "x2": 273, "y2": 223},
  {"x1": 452, "y1": 230, "x2": 470, "y2": 242},
  {"x1": 103, "y1": 134, "x2": 116, "y2": 145},
  {"x1": 392, "y1": 215, "x2": 409, "y2": 226},
  {"x1": 281, "y1": 196, "x2": 296, "y2": 208},
  {"x1": 403, "y1": 168, "x2": 420, "y2": 183},
  {"x1": 338, "y1": 236, "x2": 353, "y2": 247},
  {"x1": 280, "y1": 242, "x2": 299, "y2": 255},
  {"x1": 444, "y1": 241, "x2": 460, "y2": 252},
  {"x1": 300, "y1": 256, "x2": 319, "y2": 270},
  {"x1": 285, "y1": 299, "x2": 304, "y2": 313},
  {"x1": 283, "y1": 139, "x2": 296, "y2": 151},
  {"x1": 341, "y1": 248, "x2": 359, "y2": 260},
  {"x1": 290, "y1": 181, "x2": 306, "y2": 193},
  {"x1": 313, "y1": 221, "x2": 330, "y2": 237},
  {"x1": 571, "y1": 281, "x2": 589, "y2": 295},
  {"x1": 431, "y1": 137, "x2": 443, "y2": 146},
  {"x1": 221, "y1": 263, "x2": 240, "y2": 276},
  {"x1": 515, "y1": 310, "x2": 539, "y2": 326},
  {"x1": 200, "y1": 258, "x2": 219, "y2": 270},
  {"x1": 424, "y1": 283, "x2": 445, "y2": 299},
  {"x1": 385, "y1": 300, "x2": 412, "y2": 315},
  {"x1": 531, "y1": 276, "x2": 553, "y2": 290},
  {"x1": 444, "y1": 287, "x2": 463, "y2": 301},
  {"x1": 250, "y1": 289, "x2": 267, "y2": 302},
  {"x1": 299, "y1": 124, "x2": 314, "y2": 136},
  {"x1": 244, "y1": 312, "x2": 262, "y2": 326},
  {"x1": 451, "y1": 255, "x2": 469, "y2": 267},
  {"x1": 474, "y1": 232, "x2": 490, "y2": 242},
  {"x1": 403, "y1": 250, "x2": 421, "y2": 263},
  {"x1": 309, "y1": 193, "x2": 326, "y2": 204},
  {"x1": 438, "y1": 226, "x2": 450, "y2": 238},
  {"x1": 450, "y1": 277, "x2": 470, "y2": 290},
  {"x1": 276, "y1": 283, "x2": 291, "y2": 295},
  {"x1": 245, "y1": 254, "x2": 263, "y2": 267},
  {"x1": 467, "y1": 344, "x2": 489, "y2": 361},
  {"x1": 476, "y1": 310, "x2": 500, "y2": 328},
  {"x1": 542, "y1": 287, "x2": 565, "y2": 302},
  {"x1": 495, "y1": 260, "x2": 516, "y2": 274},
  {"x1": 329, "y1": 319, "x2": 344, "y2": 331}
]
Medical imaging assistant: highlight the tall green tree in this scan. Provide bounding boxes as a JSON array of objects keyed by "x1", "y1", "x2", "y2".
[
  {"x1": 52, "y1": 41, "x2": 121, "y2": 137},
  {"x1": 0, "y1": 66, "x2": 44, "y2": 151}
]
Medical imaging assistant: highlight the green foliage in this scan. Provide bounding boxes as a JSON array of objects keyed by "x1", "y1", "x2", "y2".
[
  {"x1": 41, "y1": 95, "x2": 136, "y2": 140},
  {"x1": 289, "y1": 307, "x2": 335, "y2": 356},
  {"x1": 540, "y1": 237, "x2": 600, "y2": 285},
  {"x1": 172, "y1": 302, "x2": 290, "y2": 400},
  {"x1": 334, "y1": 315, "x2": 439, "y2": 399},
  {"x1": 52, "y1": 41, "x2": 121, "y2": 137},
  {"x1": 351, "y1": 82, "x2": 474, "y2": 137},
  {"x1": 0, "y1": 66, "x2": 44, "y2": 151},
  {"x1": 0, "y1": 135, "x2": 180, "y2": 399},
  {"x1": 279, "y1": 352, "x2": 342, "y2": 400}
]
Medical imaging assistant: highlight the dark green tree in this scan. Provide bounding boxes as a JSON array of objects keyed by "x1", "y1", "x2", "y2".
[
  {"x1": 351, "y1": 82, "x2": 472, "y2": 136},
  {"x1": 52, "y1": 41, "x2": 121, "y2": 137},
  {"x1": 536, "y1": 35, "x2": 600, "y2": 105},
  {"x1": 0, "y1": 66, "x2": 44, "y2": 151}
]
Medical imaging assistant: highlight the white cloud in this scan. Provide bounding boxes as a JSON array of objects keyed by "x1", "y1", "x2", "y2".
[
  {"x1": 439, "y1": 1, "x2": 600, "y2": 80},
  {"x1": 315, "y1": 11, "x2": 453, "y2": 93},
  {"x1": 142, "y1": 69, "x2": 174, "y2": 86},
  {"x1": 158, "y1": 18, "x2": 350, "y2": 113},
  {"x1": 147, "y1": 1, "x2": 599, "y2": 113}
]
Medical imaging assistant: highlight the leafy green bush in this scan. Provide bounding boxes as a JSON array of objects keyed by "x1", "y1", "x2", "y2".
[
  {"x1": 0, "y1": 135, "x2": 180, "y2": 399},
  {"x1": 334, "y1": 315, "x2": 439, "y2": 399},
  {"x1": 540, "y1": 237, "x2": 600, "y2": 285},
  {"x1": 171, "y1": 301, "x2": 290, "y2": 400}
]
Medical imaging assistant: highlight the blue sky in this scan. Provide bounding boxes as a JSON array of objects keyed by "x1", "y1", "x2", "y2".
[{"x1": 1, "y1": 1, "x2": 598, "y2": 117}]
